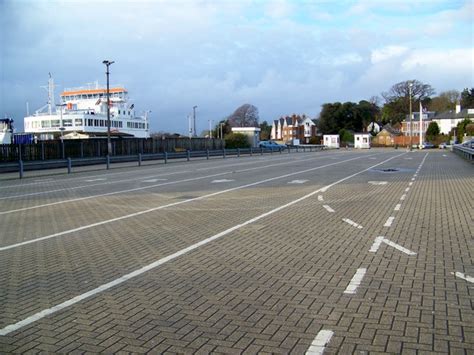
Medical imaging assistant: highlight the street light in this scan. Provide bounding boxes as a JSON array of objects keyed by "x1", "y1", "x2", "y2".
[
  {"x1": 193, "y1": 105, "x2": 197, "y2": 137},
  {"x1": 408, "y1": 81, "x2": 413, "y2": 151},
  {"x1": 220, "y1": 122, "x2": 224, "y2": 139},
  {"x1": 208, "y1": 119, "x2": 213, "y2": 139},
  {"x1": 102, "y1": 60, "x2": 114, "y2": 155}
]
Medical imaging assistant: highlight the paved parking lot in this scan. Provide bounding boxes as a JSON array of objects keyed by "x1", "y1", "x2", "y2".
[{"x1": 0, "y1": 149, "x2": 472, "y2": 354}]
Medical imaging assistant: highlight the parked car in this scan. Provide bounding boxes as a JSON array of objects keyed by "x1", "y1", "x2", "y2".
[
  {"x1": 259, "y1": 140, "x2": 286, "y2": 150},
  {"x1": 421, "y1": 142, "x2": 434, "y2": 149},
  {"x1": 439, "y1": 142, "x2": 451, "y2": 149},
  {"x1": 461, "y1": 139, "x2": 474, "y2": 149}
]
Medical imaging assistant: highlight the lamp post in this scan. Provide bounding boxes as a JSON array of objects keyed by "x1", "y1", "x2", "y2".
[
  {"x1": 409, "y1": 81, "x2": 413, "y2": 151},
  {"x1": 220, "y1": 122, "x2": 224, "y2": 139},
  {"x1": 193, "y1": 105, "x2": 197, "y2": 137},
  {"x1": 208, "y1": 119, "x2": 213, "y2": 138},
  {"x1": 102, "y1": 60, "x2": 114, "y2": 155}
]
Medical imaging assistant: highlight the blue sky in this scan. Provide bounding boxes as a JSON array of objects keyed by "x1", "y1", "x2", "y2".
[{"x1": 1, "y1": 0, "x2": 473, "y2": 135}]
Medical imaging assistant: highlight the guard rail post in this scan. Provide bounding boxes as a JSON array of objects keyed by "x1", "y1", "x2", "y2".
[
  {"x1": 223, "y1": 149, "x2": 226, "y2": 159},
  {"x1": 237, "y1": 148, "x2": 240, "y2": 157},
  {"x1": 106, "y1": 155, "x2": 110, "y2": 170},
  {"x1": 138, "y1": 153, "x2": 142, "y2": 166},
  {"x1": 19, "y1": 159, "x2": 24, "y2": 179},
  {"x1": 250, "y1": 148, "x2": 253, "y2": 156},
  {"x1": 67, "y1": 158, "x2": 72, "y2": 174},
  {"x1": 164, "y1": 152, "x2": 168, "y2": 164},
  {"x1": 187, "y1": 150, "x2": 190, "y2": 161},
  {"x1": 206, "y1": 149, "x2": 209, "y2": 160},
  {"x1": 260, "y1": 147, "x2": 263, "y2": 155}
]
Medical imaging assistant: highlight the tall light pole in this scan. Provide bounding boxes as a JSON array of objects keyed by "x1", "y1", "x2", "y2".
[
  {"x1": 193, "y1": 105, "x2": 197, "y2": 137},
  {"x1": 408, "y1": 81, "x2": 413, "y2": 151},
  {"x1": 103, "y1": 60, "x2": 114, "y2": 155},
  {"x1": 220, "y1": 122, "x2": 224, "y2": 139},
  {"x1": 208, "y1": 119, "x2": 213, "y2": 138}
]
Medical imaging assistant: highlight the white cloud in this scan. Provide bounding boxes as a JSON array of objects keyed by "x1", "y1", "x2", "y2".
[{"x1": 371, "y1": 46, "x2": 409, "y2": 64}]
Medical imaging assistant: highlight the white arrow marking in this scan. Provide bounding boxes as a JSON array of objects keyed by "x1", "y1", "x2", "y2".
[
  {"x1": 288, "y1": 179, "x2": 308, "y2": 184},
  {"x1": 317, "y1": 195, "x2": 324, "y2": 202},
  {"x1": 342, "y1": 218, "x2": 363, "y2": 229},
  {"x1": 85, "y1": 178, "x2": 107, "y2": 182},
  {"x1": 306, "y1": 330, "x2": 334, "y2": 355},
  {"x1": 451, "y1": 272, "x2": 474, "y2": 283},
  {"x1": 369, "y1": 237, "x2": 416, "y2": 255},
  {"x1": 344, "y1": 268, "x2": 367, "y2": 294},
  {"x1": 323, "y1": 205, "x2": 335, "y2": 213},
  {"x1": 211, "y1": 179, "x2": 235, "y2": 183},
  {"x1": 142, "y1": 179, "x2": 168, "y2": 183}
]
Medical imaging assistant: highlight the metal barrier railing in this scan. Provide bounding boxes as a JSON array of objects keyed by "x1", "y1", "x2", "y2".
[
  {"x1": 1, "y1": 145, "x2": 326, "y2": 179},
  {"x1": 452, "y1": 144, "x2": 474, "y2": 161}
]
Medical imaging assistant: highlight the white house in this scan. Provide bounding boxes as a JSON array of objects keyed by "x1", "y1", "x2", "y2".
[
  {"x1": 323, "y1": 134, "x2": 339, "y2": 149},
  {"x1": 354, "y1": 133, "x2": 371, "y2": 149}
]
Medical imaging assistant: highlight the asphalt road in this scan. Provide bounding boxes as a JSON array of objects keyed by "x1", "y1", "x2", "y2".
[{"x1": 0, "y1": 148, "x2": 472, "y2": 354}]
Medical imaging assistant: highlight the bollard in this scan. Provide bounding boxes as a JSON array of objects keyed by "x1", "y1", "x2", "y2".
[
  {"x1": 19, "y1": 160, "x2": 24, "y2": 179},
  {"x1": 279, "y1": 147, "x2": 282, "y2": 154},
  {"x1": 206, "y1": 149, "x2": 209, "y2": 160},
  {"x1": 310, "y1": 147, "x2": 312, "y2": 152},
  {"x1": 67, "y1": 158, "x2": 72, "y2": 174},
  {"x1": 164, "y1": 152, "x2": 168, "y2": 164},
  {"x1": 270, "y1": 148, "x2": 273, "y2": 155},
  {"x1": 260, "y1": 147, "x2": 263, "y2": 155},
  {"x1": 223, "y1": 149, "x2": 226, "y2": 159},
  {"x1": 106, "y1": 155, "x2": 110, "y2": 170},
  {"x1": 41, "y1": 142, "x2": 45, "y2": 160},
  {"x1": 237, "y1": 148, "x2": 240, "y2": 157},
  {"x1": 288, "y1": 147, "x2": 290, "y2": 154},
  {"x1": 138, "y1": 153, "x2": 142, "y2": 166},
  {"x1": 250, "y1": 148, "x2": 253, "y2": 156},
  {"x1": 187, "y1": 150, "x2": 190, "y2": 161}
]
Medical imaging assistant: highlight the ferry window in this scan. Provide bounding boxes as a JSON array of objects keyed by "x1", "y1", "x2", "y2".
[
  {"x1": 74, "y1": 119, "x2": 83, "y2": 126},
  {"x1": 118, "y1": 110, "x2": 121, "y2": 115},
  {"x1": 41, "y1": 121, "x2": 51, "y2": 128},
  {"x1": 94, "y1": 119, "x2": 99, "y2": 126},
  {"x1": 63, "y1": 119, "x2": 73, "y2": 127},
  {"x1": 119, "y1": 122, "x2": 122, "y2": 128},
  {"x1": 51, "y1": 120, "x2": 60, "y2": 127},
  {"x1": 100, "y1": 120, "x2": 105, "y2": 127},
  {"x1": 128, "y1": 111, "x2": 131, "y2": 115},
  {"x1": 88, "y1": 119, "x2": 93, "y2": 126},
  {"x1": 127, "y1": 122, "x2": 131, "y2": 128}
]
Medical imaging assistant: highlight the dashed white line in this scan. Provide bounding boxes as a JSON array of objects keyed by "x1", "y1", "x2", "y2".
[
  {"x1": 323, "y1": 205, "x2": 335, "y2": 213},
  {"x1": 317, "y1": 195, "x2": 324, "y2": 202},
  {"x1": 142, "y1": 179, "x2": 168, "y2": 183},
  {"x1": 211, "y1": 179, "x2": 235, "y2": 183},
  {"x1": 451, "y1": 272, "x2": 474, "y2": 283},
  {"x1": 400, "y1": 194, "x2": 406, "y2": 200},
  {"x1": 288, "y1": 179, "x2": 308, "y2": 184},
  {"x1": 405, "y1": 187, "x2": 410, "y2": 192},
  {"x1": 394, "y1": 204, "x2": 401, "y2": 211},
  {"x1": 85, "y1": 178, "x2": 107, "y2": 182},
  {"x1": 342, "y1": 218, "x2": 363, "y2": 229},
  {"x1": 306, "y1": 330, "x2": 334, "y2": 355},
  {"x1": 369, "y1": 236, "x2": 384, "y2": 252},
  {"x1": 368, "y1": 181, "x2": 387, "y2": 185},
  {"x1": 344, "y1": 268, "x2": 367, "y2": 294},
  {"x1": 384, "y1": 216, "x2": 395, "y2": 227},
  {"x1": 408, "y1": 182, "x2": 413, "y2": 186}
]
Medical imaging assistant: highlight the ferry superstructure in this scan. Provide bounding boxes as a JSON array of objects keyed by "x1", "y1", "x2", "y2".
[{"x1": 24, "y1": 75, "x2": 150, "y2": 139}]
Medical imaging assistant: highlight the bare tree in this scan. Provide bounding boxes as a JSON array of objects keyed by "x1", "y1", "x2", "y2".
[
  {"x1": 227, "y1": 104, "x2": 259, "y2": 127},
  {"x1": 382, "y1": 80, "x2": 435, "y2": 104}
]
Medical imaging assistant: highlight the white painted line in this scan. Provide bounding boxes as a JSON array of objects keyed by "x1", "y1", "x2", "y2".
[
  {"x1": 342, "y1": 218, "x2": 363, "y2": 229},
  {"x1": 34, "y1": 178, "x2": 53, "y2": 182},
  {"x1": 451, "y1": 272, "x2": 474, "y2": 283},
  {"x1": 384, "y1": 216, "x2": 395, "y2": 227},
  {"x1": 411, "y1": 178, "x2": 415, "y2": 181},
  {"x1": 317, "y1": 195, "x2": 324, "y2": 202},
  {"x1": 400, "y1": 194, "x2": 406, "y2": 200},
  {"x1": 0, "y1": 155, "x2": 405, "y2": 335},
  {"x1": 405, "y1": 187, "x2": 410, "y2": 192},
  {"x1": 369, "y1": 157, "x2": 377, "y2": 160},
  {"x1": 3, "y1": 154, "x2": 398, "y2": 251},
  {"x1": 370, "y1": 237, "x2": 416, "y2": 255},
  {"x1": 211, "y1": 179, "x2": 235, "y2": 183},
  {"x1": 414, "y1": 174, "x2": 417, "y2": 177},
  {"x1": 404, "y1": 157, "x2": 413, "y2": 160},
  {"x1": 85, "y1": 178, "x2": 107, "y2": 182},
  {"x1": 394, "y1": 204, "x2": 401, "y2": 211},
  {"x1": 408, "y1": 182, "x2": 413, "y2": 186},
  {"x1": 443, "y1": 154, "x2": 447, "y2": 157},
  {"x1": 288, "y1": 179, "x2": 308, "y2": 184},
  {"x1": 323, "y1": 205, "x2": 335, "y2": 213},
  {"x1": 369, "y1": 236, "x2": 384, "y2": 252},
  {"x1": 142, "y1": 179, "x2": 168, "y2": 183},
  {"x1": 344, "y1": 268, "x2": 367, "y2": 294},
  {"x1": 368, "y1": 181, "x2": 387, "y2": 185},
  {"x1": 306, "y1": 330, "x2": 334, "y2": 355}
]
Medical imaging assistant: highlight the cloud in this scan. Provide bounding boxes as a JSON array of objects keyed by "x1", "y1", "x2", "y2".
[{"x1": 371, "y1": 46, "x2": 409, "y2": 64}]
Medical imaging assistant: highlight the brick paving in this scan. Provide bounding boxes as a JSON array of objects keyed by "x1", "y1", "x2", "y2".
[{"x1": 0, "y1": 149, "x2": 472, "y2": 354}]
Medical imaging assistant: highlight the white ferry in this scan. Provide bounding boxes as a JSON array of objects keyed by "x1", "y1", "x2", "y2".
[
  {"x1": 24, "y1": 74, "x2": 150, "y2": 140},
  {"x1": 0, "y1": 117, "x2": 14, "y2": 144}
]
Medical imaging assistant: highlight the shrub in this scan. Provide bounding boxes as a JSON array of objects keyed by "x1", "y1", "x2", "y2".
[{"x1": 224, "y1": 133, "x2": 251, "y2": 149}]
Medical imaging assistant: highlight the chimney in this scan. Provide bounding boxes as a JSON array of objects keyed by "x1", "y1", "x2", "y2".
[{"x1": 455, "y1": 103, "x2": 461, "y2": 114}]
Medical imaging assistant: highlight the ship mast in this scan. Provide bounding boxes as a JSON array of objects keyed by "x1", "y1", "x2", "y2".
[{"x1": 40, "y1": 73, "x2": 56, "y2": 114}]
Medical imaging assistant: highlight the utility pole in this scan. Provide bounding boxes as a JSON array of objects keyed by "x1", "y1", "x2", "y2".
[
  {"x1": 193, "y1": 105, "x2": 197, "y2": 137},
  {"x1": 408, "y1": 81, "x2": 413, "y2": 151},
  {"x1": 102, "y1": 60, "x2": 115, "y2": 155}
]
